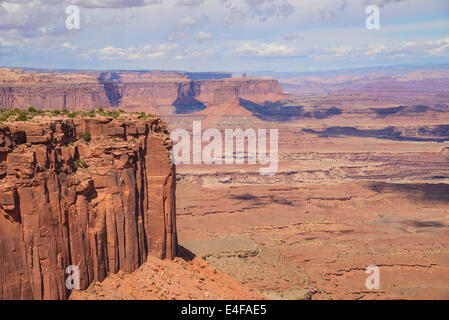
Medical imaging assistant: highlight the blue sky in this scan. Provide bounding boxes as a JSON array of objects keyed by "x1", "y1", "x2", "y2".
[{"x1": 0, "y1": 0, "x2": 448, "y2": 72}]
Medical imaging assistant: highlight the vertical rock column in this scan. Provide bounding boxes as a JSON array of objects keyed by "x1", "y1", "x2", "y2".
[{"x1": 146, "y1": 135, "x2": 177, "y2": 260}]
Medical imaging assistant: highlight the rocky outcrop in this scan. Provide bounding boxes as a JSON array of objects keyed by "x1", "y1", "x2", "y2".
[{"x1": 0, "y1": 116, "x2": 177, "y2": 300}]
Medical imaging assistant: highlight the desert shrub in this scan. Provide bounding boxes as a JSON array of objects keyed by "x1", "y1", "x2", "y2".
[
  {"x1": 15, "y1": 112, "x2": 28, "y2": 122},
  {"x1": 97, "y1": 108, "x2": 107, "y2": 117},
  {"x1": 82, "y1": 132, "x2": 91, "y2": 142},
  {"x1": 73, "y1": 159, "x2": 88, "y2": 170},
  {"x1": 107, "y1": 110, "x2": 121, "y2": 119}
]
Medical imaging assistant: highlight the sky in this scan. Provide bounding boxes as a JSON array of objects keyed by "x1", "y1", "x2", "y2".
[{"x1": 0, "y1": 0, "x2": 448, "y2": 72}]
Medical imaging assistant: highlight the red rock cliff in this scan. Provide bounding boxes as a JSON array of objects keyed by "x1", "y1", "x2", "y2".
[
  {"x1": 0, "y1": 69, "x2": 285, "y2": 111},
  {"x1": 193, "y1": 78, "x2": 285, "y2": 105},
  {"x1": 0, "y1": 116, "x2": 177, "y2": 300},
  {"x1": 0, "y1": 85, "x2": 112, "y2": 110}
]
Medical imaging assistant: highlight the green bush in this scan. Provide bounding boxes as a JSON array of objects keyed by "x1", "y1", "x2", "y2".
[
  {"x1": 15, "y1": 112, "x2": 28, "y2": 122},
  {"x1": 73, "y1": 159, "x2": 88, "y2": 170},
  {"x1": 0, "y1": 107, "x2": 158, "y2": 122},
  {"x1": 106, "y1": 110, "x2": 120, "y2": 119},
  {"x1": 82, "y1": 132, "x2": 91, "y2": 142}
]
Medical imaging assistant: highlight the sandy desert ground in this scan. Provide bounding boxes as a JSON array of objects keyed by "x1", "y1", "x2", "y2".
[{"x1": 172, "y1": 89, "x2": 449, "y2": 300}]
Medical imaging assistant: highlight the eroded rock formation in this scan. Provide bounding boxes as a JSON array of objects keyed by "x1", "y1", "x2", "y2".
[{"x1": 0, "y1": 116, "x2": 177, "y2": 300}]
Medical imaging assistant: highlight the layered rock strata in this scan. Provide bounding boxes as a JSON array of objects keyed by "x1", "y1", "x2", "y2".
[
  {"x1": 0, "y1": 69, "x2": 284, "y2": 111},
  {"x1": 0, "y1": 116, "x2": 177, "y2": 300}
]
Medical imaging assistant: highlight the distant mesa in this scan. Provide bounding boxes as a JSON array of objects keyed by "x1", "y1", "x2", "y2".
[
  {"x1": 0, "y1": 68, "x2": 285, "y2": 119},
  {"x1": 370, "y1": 105, "x2": 429, "y2": 117},
  {"x1": 304, "y1": 125, "x2": 449, "y2": 142},
  {"x1": 239, "y1": 99, "x2": 342, "y2": 122}
]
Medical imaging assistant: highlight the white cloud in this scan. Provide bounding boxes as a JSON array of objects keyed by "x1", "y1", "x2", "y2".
[
  {"x1": 366, "y1": 44, "x2": 389, "y2": 56},
  {"x1": 221, "y1": 0, "x2": 294, "y2": 24},
  {"x1": 170, "y1": 14, "x2": 209, "y2": 40},
  {"x1": 82, "y1": 43, "x2": 179, "y2": 60},
  {"x1": 428, "y1": 38, "x2": 449, "y2": 55},
  {"x1": 230, "y1": 41, "x2": 301, "y2": 57},
  {"x1": 330, "y1": 45, "x2": 353, "y2": 56},
  {"x1": 365, "y1": 37, "x2": 449, "y2": 57},
  {"x1": 197, "y1": 31, "x2": 213, "y2": 42},
  {"x1": 176, "y1": 16, "x2": 198, "y2": 29},
  {"x1": 175, "y1": 14, "x2": 208, "y2": 30},
  {"x1": 62, "y1": 42, "x2": 79, "y2": 50}
]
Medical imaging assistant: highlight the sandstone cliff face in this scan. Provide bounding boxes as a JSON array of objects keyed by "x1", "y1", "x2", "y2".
[
  {"x1": 0, "y1": 73, "x2": 284, "y2": 112},
  {"x1": 0, "y1": 116, "x2": 177, "y2": 300},
  {"x1": 119, "y1": 80, "x2": 192, "y2": 107},
  {"x1": 95, "y1": 79, "x2": 284, "y2": 110},
  {"x1": 0, "y1": 85, "x2": 112, "y2": 111},
  {"x1": 194, "y1": 79, "x2": 285, "y2": 105}
]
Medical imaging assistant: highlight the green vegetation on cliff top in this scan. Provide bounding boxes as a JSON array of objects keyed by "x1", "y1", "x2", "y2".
[{"x1": 0, "y1": 107, "x2": 158, "y2": 124}]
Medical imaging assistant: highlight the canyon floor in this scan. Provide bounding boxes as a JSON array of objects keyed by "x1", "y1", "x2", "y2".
[{"x1": 172, "y1": 93, "x2": 449, "y2": 300}]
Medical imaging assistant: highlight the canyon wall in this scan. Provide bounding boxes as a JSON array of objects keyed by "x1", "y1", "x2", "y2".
[
  {"x1": 119, "y1": 80, "x2": 193, "y2": 108},
  {"x1": 0, "y1": 73, "x2": 284, "y2": 112},
  {"x1": 0, "y1": 85, "x2": 112, "y2": 111},
  {"x1": 193, "y1": 79, "x2": 284, "y2": 105},
  {"x1": 0, "y1": 116, "x2": 177, "y2": 300}
]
